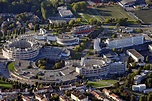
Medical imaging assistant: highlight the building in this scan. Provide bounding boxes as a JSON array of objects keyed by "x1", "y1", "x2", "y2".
[
  {"x1": 59, "y1": 95, "x2": 72, "y2": 101},
  {"x1": 71, "y1": 90, "x2": 88, "y2": 101},
  {"x1": 108, "y1": 62, "x2": 126, "y2": 74},
  {"x1": 119, "y1": 0, "x2": 145, "y2": 7},
  {"x1": 76, "y1": 58, "x2": 109, "y2": 77},
  {"x1": 56, "y1": 34, "x2": 79, "y2": 46},
  {"x1": 102, "y1": 89, "x2": 111, "y2": 96},
  {"x1": 61, "y1": 49, "x2": 70, "y2": 57},
  {"x1": 132, "y1": 84, "x2": 146, "y2": 92},
  {"x1": 102, "y1": 51, "x2": 119, "y2": 61},
  {"x1": 75, "y1": 57, "x2": 126, "y2": 77},
  {"x1": 119, "y1": 0, "x2": 136, "y2": 7},
  {"x1": 34, "y1": 29, "x2": 56, "y2": 41},
  {"x1": 143, "y1": 88, "x2": 152, "y2": 94},
  {"x1": 134, "y1": 75, "x2": 145, "y2": 84},
  {"x1": 2, "y1": 39, "x2": 40, "y2": 60},
  {"x1": 94, "y1": 38, "x2": 101, "y2": 53},
  {"x1": 71, "y1": 25, "x2": 94, "y2": 35},
  {"x1": 148, "y1": 44, "x2": 152, "y2": 52},
  {"x1": 59, "y1": 10, "x2": 73, "y2": 18},
  {"x1": 105, "y1": 34, "x2": 144, "y2": 49},
  {"x1": 127, "y1": 49, "x2": 144, "y2": 62},
  {"x1": 35, "y1": 94, "x2": 48, "y2": 101},
  {"x1": 90, "y1": 90, "x2": 104, "y2": 100}
]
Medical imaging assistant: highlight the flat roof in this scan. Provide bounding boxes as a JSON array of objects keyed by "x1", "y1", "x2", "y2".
[
  {"x1": 127, "y1": 49, "x2": 144, "y2": 59},
  {"x1": 59, "y1": 10, "x2": 73, "y2": 17}
]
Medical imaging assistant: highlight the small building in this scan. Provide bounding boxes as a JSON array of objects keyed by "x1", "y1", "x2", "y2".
[
  {"x1": 71, "y1": 90, "x2": 88, "y2": 101},
  {"x1": 59, "y1": 95, "x2": 72, "y2": 101},
  {"x1": 61, "y1": 49, "x2": 70, "y2": 57},
  {"x1": 102, "y1": 89, "x2": 111, "y2": 97},
  {"x1": 59, "y1": 10, "x2": 74, "y2": 18},
  {"x1": 94, "y1": 38, "x2": 101, "y2": 53},
  {"x1": 132, "y1": 84, "x2": 146, "y2": 92},
  {"x1": 120, "y1": 0, "x2": 136, "y2": 7},
  {"x1": 102, "y1": 51, "x2": 119, "y2": 61},
  {"x1": 143, "y1": 88, "x2": 152, "y2": 94},
  {"x1": 148, "y1": 44, "x2": 152, "y2": 52},
  {"x1": 90, "y1": 90, "x2": 104, "y2": 100},
  {"x1": 56, "y1": 34, "x2": 79, "y2": 46},
  {"x1": 72, "y1": 25, "x2": 94, "y2": 35},
  {"x1": 127, "y1": 49, "x2": 144, "y2": 62}
]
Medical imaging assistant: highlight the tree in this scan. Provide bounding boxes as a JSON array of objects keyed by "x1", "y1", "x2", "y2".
[
  {"x1": 41, "y1": 2, "x2": 47, "y2": 19},
  {"x1": 139, "y1": 95, "x2": 147, "y2": 101},
  {"x1": 146, "y1": 56, "x2": 149, "y2": 62}
]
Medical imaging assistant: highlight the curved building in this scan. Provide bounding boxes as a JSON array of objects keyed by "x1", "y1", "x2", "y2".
[
  {"x1": 2, "y1": 39, "x2": 41, "y2": 60},
  {"x1": 56, "y1": 34, "x2": 79, "y2": 46}
]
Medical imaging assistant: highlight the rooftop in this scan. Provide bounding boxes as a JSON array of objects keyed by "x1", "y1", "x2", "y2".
[
  {"x1": 127, "y1": 49, "x2": 144, "y2": 59},
  {"x1": 59, "y1": 10, "x2": 73, "y2": 17},
  {"x1": 107, "y1": 33, "x2": 143, "y2": 41},
  {"x1": 71, "y1": 90, "x2": 87, "y2": 100}
]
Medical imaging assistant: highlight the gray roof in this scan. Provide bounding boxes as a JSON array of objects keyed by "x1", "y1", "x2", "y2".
[
  {"x1": 127, "y1": 49, "x2": 144, "y2": 59},
  {"x1": 121, "y1": 0, "x2": 136, "y2": 5}
]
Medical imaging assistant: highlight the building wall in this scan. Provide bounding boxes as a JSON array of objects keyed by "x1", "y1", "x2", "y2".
[
  {"x1": 106, "y1": 35, "x2": 144, "y2": 49},
  {"x1": 127, "y1": 50, "x2": 144, "y2": 62},
  {"x1": 109, "y1": 62, "x2": 126, "y2": 74},
  {"x1": 2, "y1": 48, "x2": 39, "y2": 60}
]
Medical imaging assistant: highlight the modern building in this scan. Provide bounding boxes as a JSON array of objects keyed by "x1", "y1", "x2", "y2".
[
  {"x1": 143, "y1": 88, "x2": 152, "y2": 94},
  {"x1": 59, "y1": 10, "x2": 73, "y2": 18},
  {"x1": 108, "y1": 62, "x2": 126, "y2": 74},
  {"x1": 102, "y1": 51, "x2": 119, "y2": 61},
  {"x1": 132, "y1": 84, "x2": 146, "y2": 92},
  {"x1": 119, "y1": 0, "x2": 136, "y2": 7},
  {"x1": 2, "y1": 39, "x2": 40, "y2": 60},
  {"x1": 94, "y1": 38, "x2": 101, "y2": 53},
  {"x1": 61, "y1": 49, "x2": 70, "y2": 57},
  {"x1": 75, "y1": 57, "x2": 126, "y2": 77},
  {"x1": 34, "y1": 29, "x2": 56, "y2": 41},
  {"x1": 105, "y1": 34, "x2": 144, "y2": 49},
  {"x1": 148, "y1": 44, "x2": 152, "y2": 52},
  {"x1": 56, "y1": 34, "x2": 79, "y2": 46},
  {"x1": 127, "y1": 49, "x2": 144, "y2": 62},
  {"x1": 71, "y1": 90, "x2": 88, "y2": 101},
  {"x1": 76, "y1": 58, "x2": 109, "y2": 77},
  {"x1": 71, "y1": 25, "x2": 94, "y2": 35}
]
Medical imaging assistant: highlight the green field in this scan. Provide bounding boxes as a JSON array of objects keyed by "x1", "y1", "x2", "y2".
[
  {"x1": 96, "y1": 5, "x2": 136, "y2": 21},
  {"x1": 8, "y1": 62, "x2": 15, "y2": 71},
  {"x1": 88, "y1": 80, "x2": 117, "y2": 88},
  {"x1": 133, "y1": 9, "x2": 152, "y2": 24},
  {"x1": 0, "y1": 80, "x2": 12, "y2": 88}
]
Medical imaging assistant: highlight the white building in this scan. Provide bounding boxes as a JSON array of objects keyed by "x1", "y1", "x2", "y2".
[
  {"x1": 148, "y1": 44, "x2": 152, "y2": 52},
  {"x1": 109, "y1": 62, "x2": 126, "y2": 74},
  {"x1": 56, "y1": 34, "x2": 79, "y2": 46},
  {"x1": 59, "y1": 10, "x2": 73, "y2": 18},
  {"x1": 34, "y1": 29, "x2": 56, "y2": 41},
  {"x1": 105, "y1": 34, "x2": 144, "y2": 49},
  {"x1": 94, "y1": 38, "x2": 101, "y2": 53},
  {"x1": 71, "y1": 90, "x2": 88, "y2": 101},
  {"x1": 61, "y1": 49, "x2": 70, "y2": 57},
  {"x1": 143, "y1": 88, "x2": 152, "y2": 94},
  {"x1": 75, "y1": 57, "x2": 126, "y2": 77},
  {"x1": 132, "y1": 84, "x2": 146, "y2": 92},
  {"x1": 2, "y1": 39, "x2": 40, "y2": 60},
  {"x1": 127, "y1": 49, "x2": 144, "y2": 62}
]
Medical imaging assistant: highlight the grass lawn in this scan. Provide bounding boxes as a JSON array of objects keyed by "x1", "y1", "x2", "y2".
[
  {"x1": 96, "y1": 4, "x2": 136, "y2": 21},
  {"x1": 88, "y1": 80, "x2": 117, "y2": 88},
  {"x1": 0, "y1": 80, "x2": 12, "y2": 88},
  {"x1": 133, "y1": 9, "x2": 152, "y2": 24},
  {"x1": 8, "y1": 62, "x2": 15, "y2": 71}
]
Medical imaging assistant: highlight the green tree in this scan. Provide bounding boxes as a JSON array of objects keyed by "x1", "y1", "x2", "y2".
[{"x1": 41, "y1": 2, "x2": 47, "y2": 19}]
